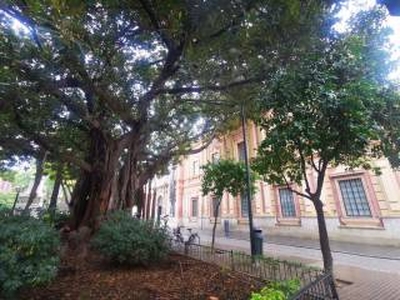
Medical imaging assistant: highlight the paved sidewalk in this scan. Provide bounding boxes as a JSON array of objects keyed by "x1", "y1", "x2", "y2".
[
  {"x1": 199, "y1": 229, "x2": 400, "y2": 260},
  {"x1": 196, "y1": 230, "x2": 400, "y2": 300}
]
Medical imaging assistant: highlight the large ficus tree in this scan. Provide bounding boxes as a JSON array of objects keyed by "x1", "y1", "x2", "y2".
[
  {"x1": 253, "y1": 6, "x2": 400, "y2": 274},
  {"x1": 0, "y1": 0, "x2": 334, "y2": 230}
]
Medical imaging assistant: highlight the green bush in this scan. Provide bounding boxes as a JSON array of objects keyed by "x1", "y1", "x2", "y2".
[
  {"x1": 42, "y1": 210, "x2": 71, "y2": 229},
  {"x1": 0, "y1": 215, "x2": 60, "y2": 296},
  {"x1": 0, "y1": 192, "x2": 15, "y2": 209},
  {"x1": 92, "y1": 211, "x2": 170, "y2": 266},
  {"x1": 250, "y1": 279, "x2": 301, "y2": 300}
]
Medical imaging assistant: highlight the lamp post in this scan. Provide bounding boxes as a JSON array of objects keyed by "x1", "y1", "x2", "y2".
[
  {"x1": 240, "y1": 104, "x2": 256, "y2": 256},
  {"x1": 11, "y1": 186, "x2": 21, "y2": 216}
]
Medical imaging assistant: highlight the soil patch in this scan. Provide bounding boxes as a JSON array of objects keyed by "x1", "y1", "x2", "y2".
[{"x1": 18, "y1": 250, "x2": 265, "y2": 300}]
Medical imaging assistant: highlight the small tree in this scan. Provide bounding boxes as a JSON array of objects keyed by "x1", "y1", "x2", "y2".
[
  {"x1": 201, "y1": 159, "x2": 256, "y2": 249},
  {"x1": 253, "y1": 7, "x2": 399, "y2": 274}
]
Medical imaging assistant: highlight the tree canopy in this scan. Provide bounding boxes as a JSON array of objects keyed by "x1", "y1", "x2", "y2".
[
  {"x1": 0, "y1": 0, "x2": 335, "y2": 228},
  {"x1": 253, "y1": 6, "x2": 399, "y2": 191},
  {"x1": 201, "y1": 159, "x2": 257, "y2": 200},
  {"x1": 252, "y1": 5, "x2": 400, "y2": 273}
]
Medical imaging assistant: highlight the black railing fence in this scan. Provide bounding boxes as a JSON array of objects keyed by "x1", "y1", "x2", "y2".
[
  {"x1": 292, "y1": 272, "x2": 337, "y2": 300},
  {"x1": 174, "y1": 243, "x2": 338, "y2": 300}
]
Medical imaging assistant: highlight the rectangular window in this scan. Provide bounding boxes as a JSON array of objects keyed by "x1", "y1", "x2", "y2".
[
  {"x1": 278, "y1": 188, "x2": 296, "y2": 218},
  {"x1": 237, "y1": 142, "x2": 246, "y2": 161},
  {"x1": 339, "y1": 178, "x2": 371, "y2": 217},
  {"x1": 211, "y1": 152, "x2": 220, "y2": 163},
  {"x1": 191, "y1": 197, "x2": 198, "y2": 217},
  {"x1": 240, "y1": 192, "x2": 249, "y2": 217},
  {"x1": 192, "y1": 160, "x2": 199, "y2": 176}
]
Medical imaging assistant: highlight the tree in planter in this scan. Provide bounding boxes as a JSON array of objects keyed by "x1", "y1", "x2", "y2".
[
  {"x1": 201, "y1": 159, "x2": 257, "y2": 249},
  {"x1": 252, "y1": 7, "x2": 399, "y2": 273}
]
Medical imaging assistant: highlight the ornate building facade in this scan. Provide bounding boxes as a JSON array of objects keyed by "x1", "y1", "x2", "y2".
[{"x1": 152, "y1": 121, "x2": 400, "y2": 246}]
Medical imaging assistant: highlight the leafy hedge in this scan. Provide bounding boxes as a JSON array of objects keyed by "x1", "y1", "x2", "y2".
[
  {"x1": 250, "y1": 279, "x2": 301, "y2": 300},
  {"x1": 92, "y1": 211, "x2": 170, "y2": 266},
  {"x1": 42, "y1": 210, "x2": 71, "y2": 230},
  {"x1": 0, "y1": 192, "x2": 14, "y2": 209},
  {"x1": 0, "y1": 215, "x2": 60, "y2": 295}
]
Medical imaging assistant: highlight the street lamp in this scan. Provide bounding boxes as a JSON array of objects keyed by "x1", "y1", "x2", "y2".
[
  {"x1": 11, "y1": 186, "x2": 21, "y2": 216},
  {"x1": 240, "y1": 104, "x2": 256, "y2": 256}
]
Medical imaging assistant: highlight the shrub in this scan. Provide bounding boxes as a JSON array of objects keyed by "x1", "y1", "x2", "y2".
[
  {"x1": 0, "y1": 192, "x2": 15, "y2": 209},
  {"x1": 0, "y1": 205, "x2": 11, "y2": 217},
  {"x1": 0, "y1": 215, "x2": 60, "y2": 296},
  {"x1": 250, "y1": 279, "x2": 301, "y2": 300},
  {"x1": 42, "y1": 210, "x2": 71, "y2": 229},
  {"x1": 92, "y1": 211, "x2": 170, "y2": 266}
]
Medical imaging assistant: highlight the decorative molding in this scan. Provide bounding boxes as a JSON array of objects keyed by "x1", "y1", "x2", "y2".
[
  {"x1": 329, "y1": 171, "x2": 384, "y2": 228},
  {"x1": 274, "y1": 185, "x2": 302, "y2": 226}
]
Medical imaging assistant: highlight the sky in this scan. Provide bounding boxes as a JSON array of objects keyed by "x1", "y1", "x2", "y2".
[{"x1": 335, "y1": 0, "x2": 400, "y2": 80}]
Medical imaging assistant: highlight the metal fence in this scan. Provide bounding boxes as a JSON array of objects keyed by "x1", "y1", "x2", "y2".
[
  {"x1": 292, "y1": 272, "x2": 338, "y2": 300},
  {"x1": 174, "y1": 243, "x2": 338, "y2": 299}
]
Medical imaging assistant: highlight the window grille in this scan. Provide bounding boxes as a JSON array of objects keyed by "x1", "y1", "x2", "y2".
[
  {"x1": 191, "y1": 197, "x2": 198, "y2": 217},
  {"x1": 237, "y1": 142, "x2": 246, "y2": 161},
  {"x1": 278, "y1": 188, "x2": 296, "y2": 217},
  {"x1": 211, "y1": 152, "x2": 220, "y2": 163},
  {"x1": 240, "y1": 192, "x2": 249, "y2": 217},
  {"x1": 339, "y1": 178, "x2": 371, "y2": 217}
]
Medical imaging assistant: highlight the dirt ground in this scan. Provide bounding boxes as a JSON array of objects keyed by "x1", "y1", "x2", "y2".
[{"x1": 18, "y1": 250, "x2": 265, "y2": 300}]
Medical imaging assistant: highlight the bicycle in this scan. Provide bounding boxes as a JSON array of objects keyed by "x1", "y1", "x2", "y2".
[
  {"x1": 172, "y1": 225, "x2": 185, "y2": 245},
  {"x1": 172, "y1": 226, "x2": 200, "y2": 245},
  {"x1": 160, "y1": 214, "x2": 170, "y2": 230},
  {"x1": 185, "y1": 228, "x2": 200, "y2": 246}
]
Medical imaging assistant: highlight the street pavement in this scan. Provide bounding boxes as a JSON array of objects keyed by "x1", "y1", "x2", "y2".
[{"x1": 196, "y1": 229, "x2": 400, "y2": 300}]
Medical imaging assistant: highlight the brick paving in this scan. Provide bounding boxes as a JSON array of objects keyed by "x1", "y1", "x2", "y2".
[
  {"x1": 196, "y1": 230, "x2": 400, "y2": 299},
  {"x1": 337, "y1": 266, "x2": 400, "y2": 300}
]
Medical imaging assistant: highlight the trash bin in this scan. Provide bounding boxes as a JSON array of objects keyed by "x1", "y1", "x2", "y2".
[
  {"x1": 253, "y1": 228, "x2": 263, "y2": 256},
  {"x1": 223, "y1": 220, "x2": 230, "y2": 237}
]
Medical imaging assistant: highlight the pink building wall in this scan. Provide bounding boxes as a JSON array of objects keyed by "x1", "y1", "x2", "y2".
[
  {"x1": 0, "y1": 179, "x2": 12, "y2": 193},
  {"x1": 167, "y1": 121, "x2": 400, "y2": 246}
]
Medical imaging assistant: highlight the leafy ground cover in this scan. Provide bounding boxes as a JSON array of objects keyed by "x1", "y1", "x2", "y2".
[{"x1": 18, "y1": 249, "x2": 265, "y2": 300}]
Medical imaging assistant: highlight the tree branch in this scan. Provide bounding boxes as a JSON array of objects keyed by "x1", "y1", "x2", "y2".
[
  {"x1": 315, "y1": 160, "x2": 328, "y2": 199},
  {"x1": 12, "y1": 106, "x2": 93, "y2": 172},
  {"x1": 138, "y1": 0, "x2": 176, "y2": 50},
  {"x1": 310, "y1": 153, "x2": 320, "y2": 173},
  {"x1": 281, "y1": 172, "x2": 312, "y2": 200},
  {"x1": 295, "y1": 139, "x2": 312, "y2": 196},
  {"x1": 157, "y1": 76, "x2": 263, "y2": 95},
  {"x1": 1, "y1": 5, "x2": 44, "y2": 49}
]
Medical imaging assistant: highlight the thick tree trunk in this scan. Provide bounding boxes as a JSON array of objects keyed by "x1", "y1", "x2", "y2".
[
  {"x1": 313, "y1": 198, "x2": 333, "y2": 272},
  {"x1": 135, "y1": 186, "x2": 145, "y2": 218},
  {"x1": 24, "y1": 151, "x2": 47, "y2": 213},
  {"x1": 70, "y1": 171, "x2": 91, "y2": 228},
  {"x1": 61, "y1": 181, "x2": 72, "y2": 211},
  {"x1": 48, "y1": 164, "x2": 63, "y2": 214},
  {"x1": 118, "y1": 158, "x2": 130, "y2": 210},
  {"x1": 145, "y1": 179, "x2": 152, "y2": 219},
  {"x1": 108, "y1": 172, "x2": 119, "y2": 211},
  {"x1": 151, "y1": 188, "x2": 157, "y2": 220},
  {"x1": 71, "y1": 129, "x2": 122, "y2": 230},
  {"x1": 118, "y1": 145, "x2": 143, "y2": 212}
]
